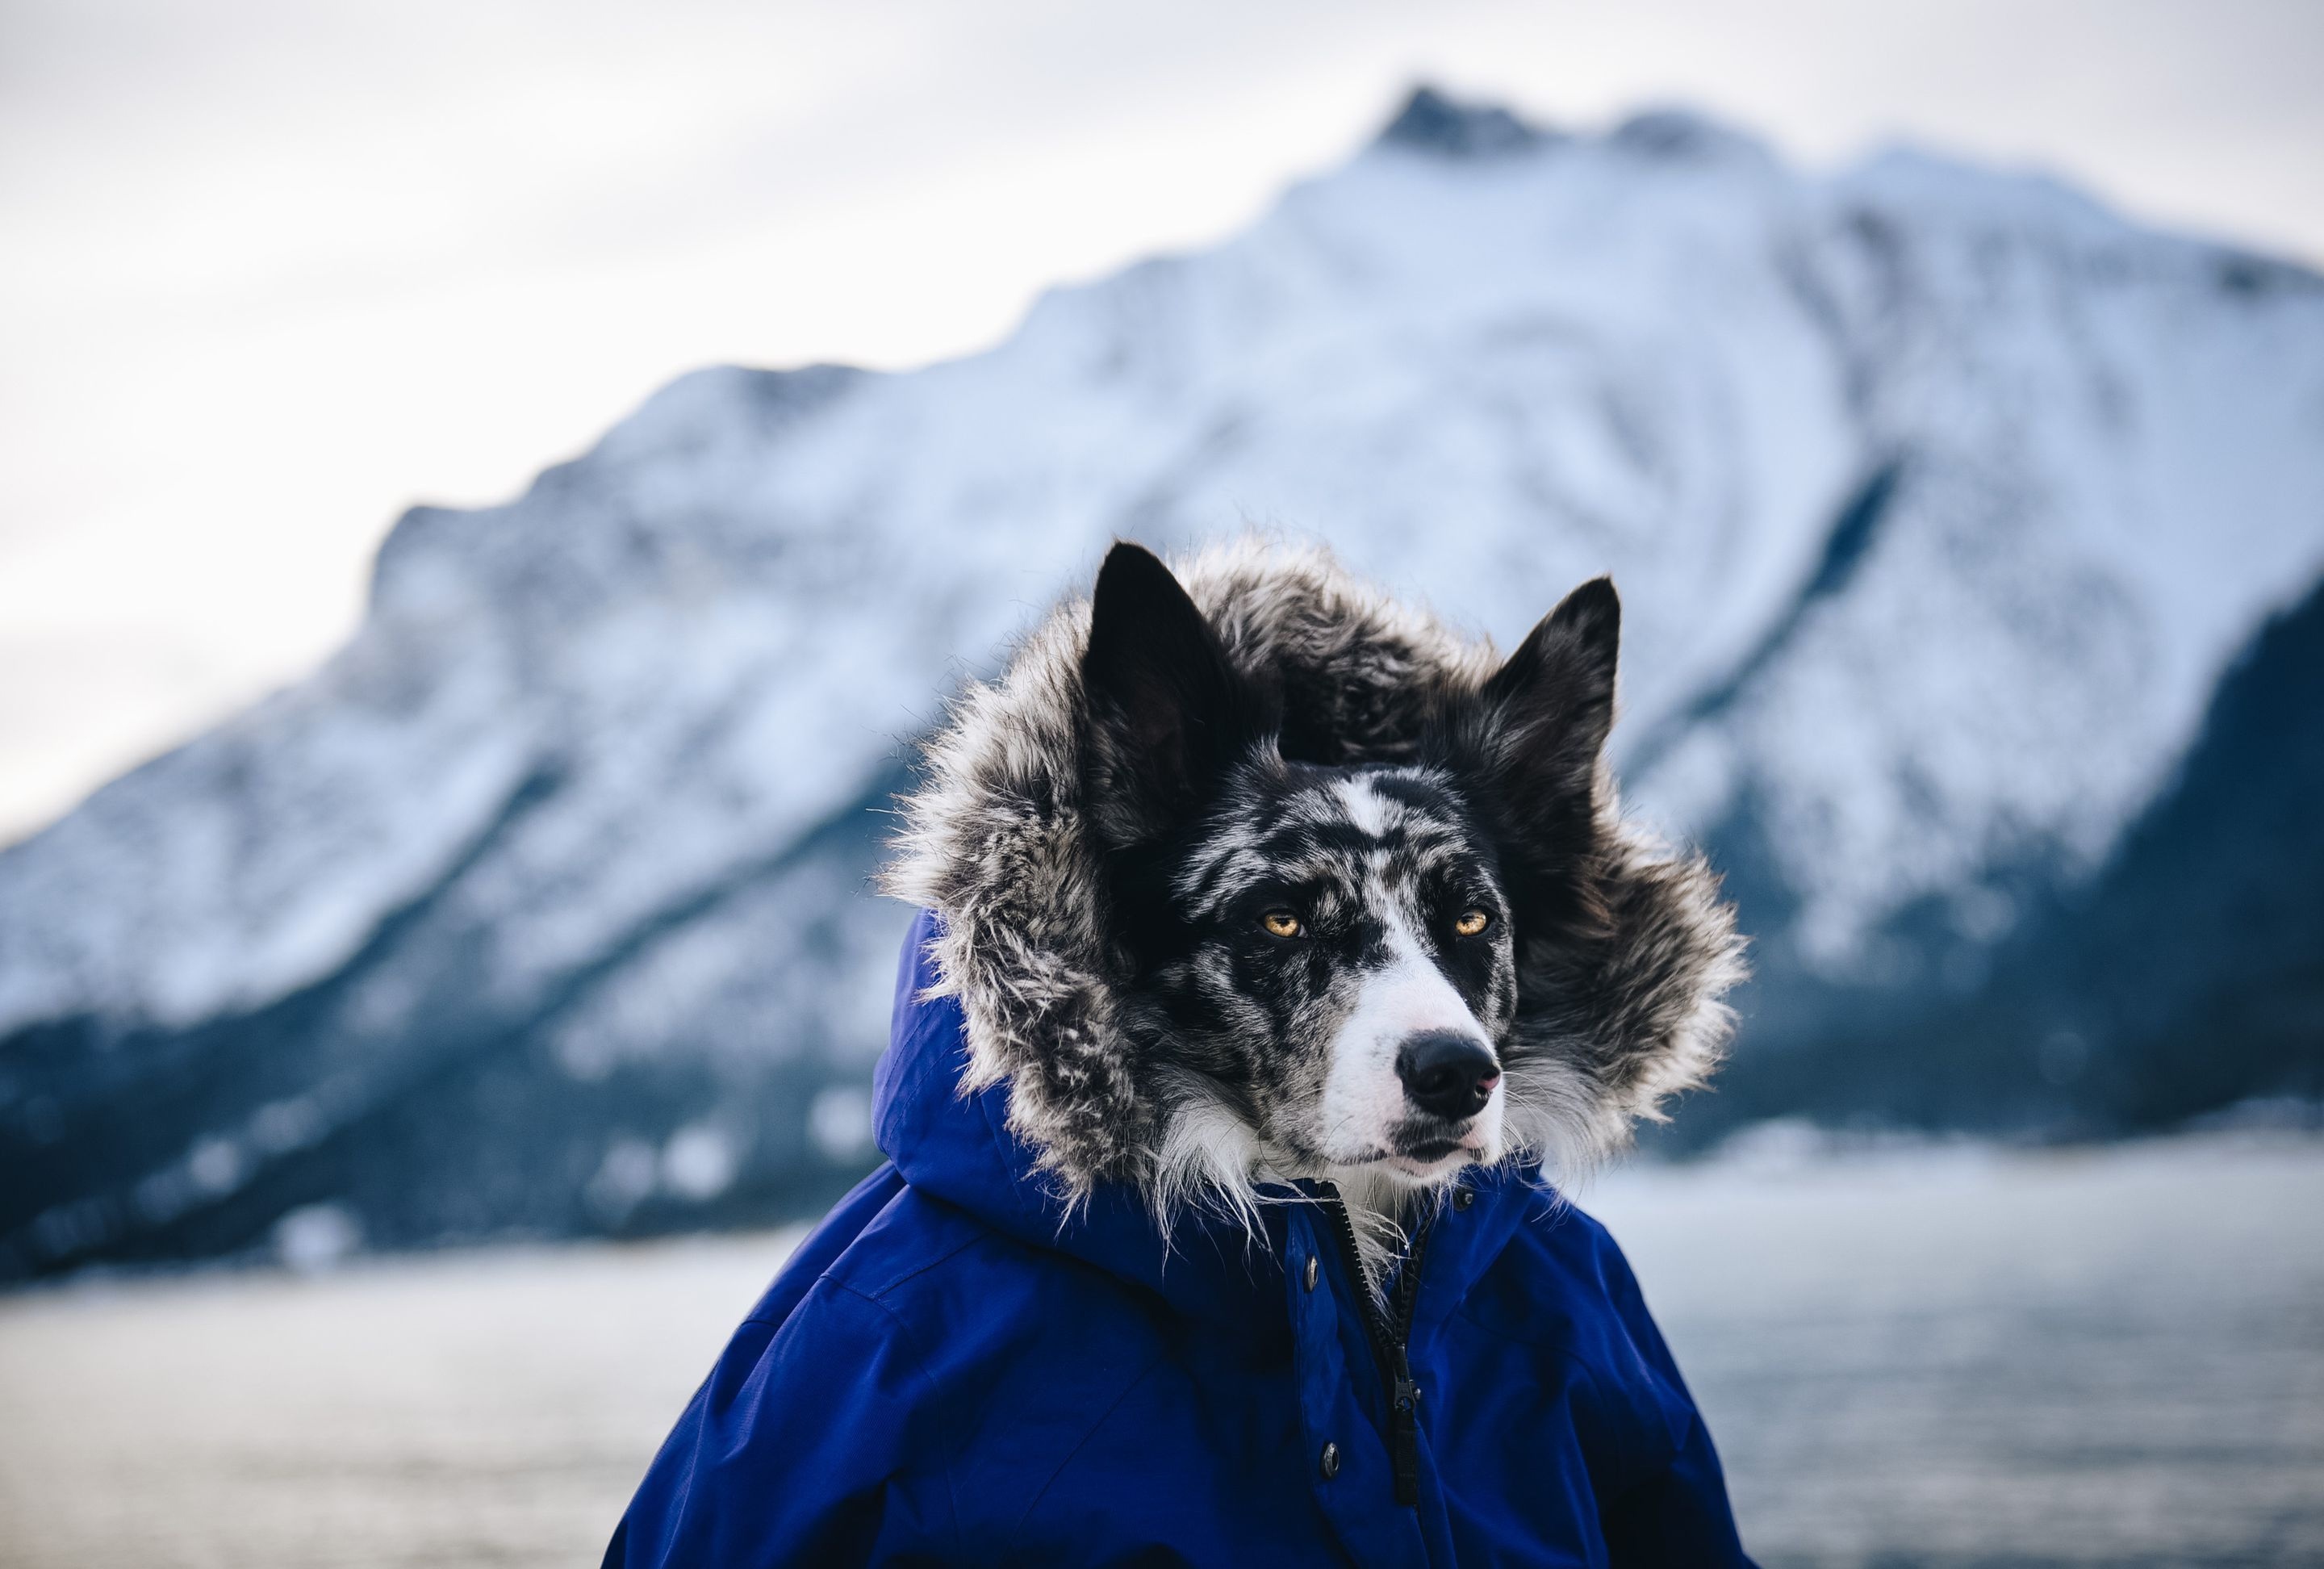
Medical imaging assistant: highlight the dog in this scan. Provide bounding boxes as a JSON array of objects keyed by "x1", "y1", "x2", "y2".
[{"x1": 897, "y1": 538, "x2": 1742, "y2": 1269}]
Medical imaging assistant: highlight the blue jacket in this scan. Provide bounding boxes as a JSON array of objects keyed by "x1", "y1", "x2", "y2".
[{"x1": 607, "y1": 912, "x2": 1752, "y2": 1567}]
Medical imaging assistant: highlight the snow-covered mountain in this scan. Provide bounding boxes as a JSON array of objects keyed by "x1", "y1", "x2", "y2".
[{"x1": 6, "y1": 90, "x2": 2322, "y2": 1277}]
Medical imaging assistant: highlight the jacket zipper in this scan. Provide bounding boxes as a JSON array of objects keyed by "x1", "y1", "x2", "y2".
[{"x1": 1319, "y1": 1187, "x2": 1432, "y2": 1508}]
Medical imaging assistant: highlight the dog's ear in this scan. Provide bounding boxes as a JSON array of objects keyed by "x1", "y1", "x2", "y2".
[
  {"x1": 1081, "y1": 542, "x2": 1261, "y2": 847},
  {"x1": 1474, "y1": 577, "x2": 1620, "y2": 900},
  {"x1": 1484, "y1": 577, "x2": 1620, "y2": 786}
]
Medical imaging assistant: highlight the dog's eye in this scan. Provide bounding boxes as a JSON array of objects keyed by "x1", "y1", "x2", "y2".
[
  {"x1": 1260, "y1": 910, "x2": 1304, "y2": 939},
  {"x1": 1454, "y1": 909, "x2": 1492, "y2": 938}
]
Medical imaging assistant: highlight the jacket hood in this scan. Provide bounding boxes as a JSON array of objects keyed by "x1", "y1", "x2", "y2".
[{"x1": 881, "y1": 539, "x2": 1744, "y2": 1202}]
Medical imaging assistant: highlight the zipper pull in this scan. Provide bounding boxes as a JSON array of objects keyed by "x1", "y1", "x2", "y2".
[{"x1": 1390, "y1": 1359, "x2": 1423, "y2": 1506}]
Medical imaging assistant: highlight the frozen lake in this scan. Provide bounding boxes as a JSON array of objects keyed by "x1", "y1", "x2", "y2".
[{"x1": 2, "y1": 1132, "x2": 2319, "y2": 1567}]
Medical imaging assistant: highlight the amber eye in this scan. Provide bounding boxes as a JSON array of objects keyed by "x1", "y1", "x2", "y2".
[
  {"x1": 1260, "y1": 910, "x2": 1304, "y2": 939},
  {"x1": 1453, "y1": 909, "x2": 1492, "y2": 938}
]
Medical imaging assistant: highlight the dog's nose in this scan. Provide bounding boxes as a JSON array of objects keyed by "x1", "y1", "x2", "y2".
[{"x1": 1395, "y1": 1031, "x2": 1501, "y2": 1119}]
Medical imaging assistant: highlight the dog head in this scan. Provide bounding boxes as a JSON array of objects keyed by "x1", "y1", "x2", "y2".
[{"x1": 1080, "y1": 543, "x2": 1620, "y2": 1191}]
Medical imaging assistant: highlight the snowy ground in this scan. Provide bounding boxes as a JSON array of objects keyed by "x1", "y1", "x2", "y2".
[{"x1": 1, "y1": 1132, "x2": 2318, "y2": 1568}]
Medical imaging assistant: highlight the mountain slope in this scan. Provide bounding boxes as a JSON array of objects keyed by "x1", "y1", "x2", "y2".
[
  {"x1": 4, "y1": 90, "x2": 2322, "y2": 1277},
  {"x1": 1674, "y1": 572, "x2": 2324, "y2": 1144}
]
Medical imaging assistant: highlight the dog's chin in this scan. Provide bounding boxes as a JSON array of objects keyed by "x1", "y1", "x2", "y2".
[
  {"x1": 1275, "y1": 1115, "x2": 1499, "y2": 1191},
  {"x1": 1310, "y1": 1134, "x2": 1487, "y2": 1188},
  {"x1": 1382, "y1": 1140, "x2": 1485, "y2": 1184}
]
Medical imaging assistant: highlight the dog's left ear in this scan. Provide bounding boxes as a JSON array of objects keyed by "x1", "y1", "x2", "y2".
[{"x1": 1476, "y1": 577, "x2": 1620, "y2": 872}]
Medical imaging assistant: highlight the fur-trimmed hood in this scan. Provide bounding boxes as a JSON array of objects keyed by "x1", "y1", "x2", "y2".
[{"x1": 883, "y1": 540, "x2": 1744, "y2": 1200}]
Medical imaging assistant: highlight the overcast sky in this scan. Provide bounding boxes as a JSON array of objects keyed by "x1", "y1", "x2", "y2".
[{"x1": 2, "y1": 0, "x2": 2319, "y2": 843}]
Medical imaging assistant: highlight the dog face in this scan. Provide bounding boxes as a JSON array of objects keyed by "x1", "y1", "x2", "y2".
[
  {"x1": 1155, "y1": 759, "x2": 1518, "y2": 1181},
  {"x1": 1081, "y1": 545, "x2": 1620, "y2": 1190}
]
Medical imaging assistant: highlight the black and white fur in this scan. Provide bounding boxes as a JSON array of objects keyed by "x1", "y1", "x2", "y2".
[{"x1": 884, "y1": 540, "x2": 1743, "y2": 1257}]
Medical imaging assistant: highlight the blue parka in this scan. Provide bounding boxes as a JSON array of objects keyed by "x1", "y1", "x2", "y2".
[{"x1": 606, "y1": 911, "x2": 1753, "y2": 1567}]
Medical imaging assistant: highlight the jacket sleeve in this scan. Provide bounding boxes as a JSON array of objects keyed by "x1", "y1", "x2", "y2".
[
  {"x1": 1597, "y1": 1401, "x2": 1756, "y2": 1567},
  {"x1": 604, "y1": 1278, "x2": 955, "y2": 1567},
  {"x1": 1590, "y1": 1238, "x2": 1758, "y2": 1568}
]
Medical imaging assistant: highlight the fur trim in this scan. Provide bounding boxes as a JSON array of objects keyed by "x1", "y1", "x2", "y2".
[{"x1": 881, "y1": 539, "x2": 1743, "y2": 1200}]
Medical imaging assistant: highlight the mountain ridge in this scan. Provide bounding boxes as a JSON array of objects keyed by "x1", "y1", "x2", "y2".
[{"x1": 4, "y1": 87, "x2": 2321, "y2": 1278}]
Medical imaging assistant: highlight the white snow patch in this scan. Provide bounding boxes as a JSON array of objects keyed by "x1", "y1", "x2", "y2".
[
  {"x1": 658, "y1": 1124, "x2": 738, "y2": 1202},
  {"x1": 272, "y1": 1203, "x2": 362, "y2": 1273},
  {"x1": 808, "y1": 1086, "x2": 875, "y2": 1163}
]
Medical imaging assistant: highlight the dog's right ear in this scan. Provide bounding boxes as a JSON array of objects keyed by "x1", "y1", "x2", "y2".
[{"x1": 1080, "y1": 542, "x2": 1260, "y2": 848}]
